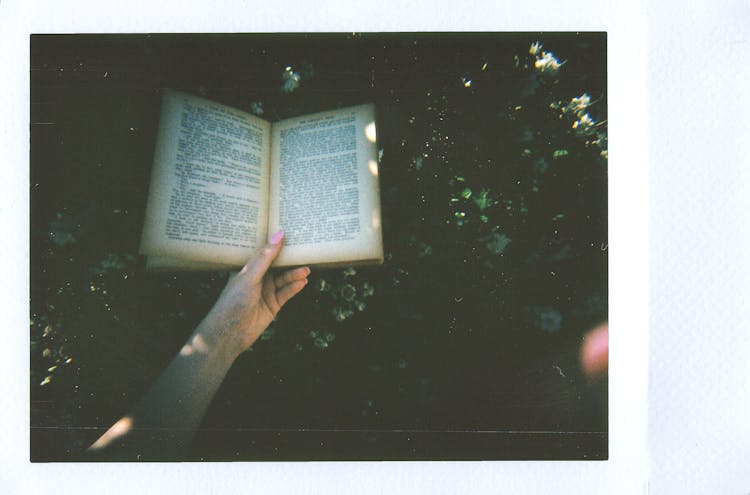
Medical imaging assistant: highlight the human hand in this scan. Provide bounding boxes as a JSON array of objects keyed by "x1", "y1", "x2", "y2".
[
  {"x1": 87, "y1": 230, "x2": 308, "y2": 459},
  {"x1": 195, "y1": 230, "x2": 310, "y2": 358}
]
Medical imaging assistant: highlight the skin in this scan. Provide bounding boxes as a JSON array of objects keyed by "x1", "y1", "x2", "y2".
[
  {"x1": 86, "y1": 231, "x2": 309, "y2": 460},
  {"x1": 87, "y1": 230, "x2": 606, "y2": 460},
  {"x1": 580, "y1": 323, "x2": 608, "y2": 379}
]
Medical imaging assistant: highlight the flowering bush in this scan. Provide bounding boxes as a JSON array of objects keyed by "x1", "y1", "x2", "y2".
[{"x1": 30, "y1": 34, "x2": 607, "y2": 460}]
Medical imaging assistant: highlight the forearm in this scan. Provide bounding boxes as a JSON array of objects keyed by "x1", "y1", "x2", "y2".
[
  {"x1": 87, "y1": 323, "x2": 241, "y2": 460},
  {"x1": 87, "y1": 233, "x2": 308, "y2": 460}
]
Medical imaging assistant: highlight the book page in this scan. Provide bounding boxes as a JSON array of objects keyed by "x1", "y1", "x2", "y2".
[
  {"x1": 139, "y1": 89, "x2": 271, "y2": 267},
  {"x1": 145, "y1": 255, "x2": 239, "y2": 271},
  {"x1": 268, "y1": 104, "x2": 383, "y2": 267}
]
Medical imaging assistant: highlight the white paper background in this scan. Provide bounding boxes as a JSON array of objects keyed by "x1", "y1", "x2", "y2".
[
  {"x1": 2, "y1": 0, "x2": 746, "y2": 493},
  {"x1": 648, "y1": 0, "x2": 750, "y2": 493}
]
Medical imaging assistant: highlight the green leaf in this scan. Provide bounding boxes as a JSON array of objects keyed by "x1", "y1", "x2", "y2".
[
  {"x1": 484, "y1": 232, "x2": 512, "y2": 255},
  {"x1": 473, "y1": 189, "x2": 493, "y2": 211}
]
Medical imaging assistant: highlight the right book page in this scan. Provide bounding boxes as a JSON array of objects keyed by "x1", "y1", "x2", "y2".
[{"x1": 267, "y1": 104, "x2": 383, "y2": 268}]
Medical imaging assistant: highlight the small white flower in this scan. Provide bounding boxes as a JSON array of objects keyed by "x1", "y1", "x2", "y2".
[
  {"x1": 534, "y1": 51, "x2": 562, "y2": 74},
  {"x1": 570, "y1": 93, "x2": 591, "y2": 113},
  {"x1": 281, "y1": 66, "x2": 301, "y2": 93},
  {"x1": 573, "y1": 113, "x2": 596, "y2": 134},
  {"x1": 529, "y1": 41, "x2": 543, "y2": 56}
]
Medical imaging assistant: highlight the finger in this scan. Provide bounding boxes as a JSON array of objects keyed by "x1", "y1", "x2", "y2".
[
  {"x1": 580, "y1": 323, "x2": 608, "y2": 379},
  {"x1": 242, "y1": 230, "x2": 285, "y2": 283},
  {"x1": 275, "y1": 278, "x2": 308, "y2": 308},
  {"x1": 274, "y1": 266, "x2": 311, "y2": 288}
]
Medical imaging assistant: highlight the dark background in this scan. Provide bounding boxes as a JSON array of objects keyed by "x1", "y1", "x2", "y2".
[{"x1": 30, "y1": 33, "x2": 607, "y2": 461}]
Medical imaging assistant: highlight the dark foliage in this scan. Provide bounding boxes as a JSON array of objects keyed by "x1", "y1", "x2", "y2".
[{"x1": 30, "y1": 33, "x2": 607, "y2": 460}]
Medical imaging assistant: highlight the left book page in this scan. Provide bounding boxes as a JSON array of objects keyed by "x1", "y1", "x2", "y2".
[{"x1": 139, "y1": 89, "x2": 272, "y2": 269}]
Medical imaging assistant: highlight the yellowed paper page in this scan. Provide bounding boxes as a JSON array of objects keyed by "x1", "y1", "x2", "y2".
[
  {"x1": 145, "y1": 255, "x2": 239, "y2": 271},
  {"x1": 267, "y1": 104, "x2": 383, "y2": 267},
  {"x1": 139, "y1": 89, "x2": 271, "y2": 266}
]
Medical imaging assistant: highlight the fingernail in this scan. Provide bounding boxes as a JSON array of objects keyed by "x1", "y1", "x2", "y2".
[{"x1": 270, "y1": 230, "x2": 284, "y2": 245}]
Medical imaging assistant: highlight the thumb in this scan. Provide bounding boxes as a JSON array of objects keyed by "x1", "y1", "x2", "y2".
[{"x1": 243, "y1": 230, "x2": 285, "y2": 283}]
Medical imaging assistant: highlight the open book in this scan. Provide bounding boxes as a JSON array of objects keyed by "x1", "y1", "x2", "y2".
[{"x1": 139, "y1": 89, "x2": 383, "y2": 270}]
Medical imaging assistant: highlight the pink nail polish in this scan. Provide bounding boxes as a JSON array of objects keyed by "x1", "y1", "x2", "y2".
[{"x1": 269, "y1": 230, "x2": 284, "y2": 245}]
